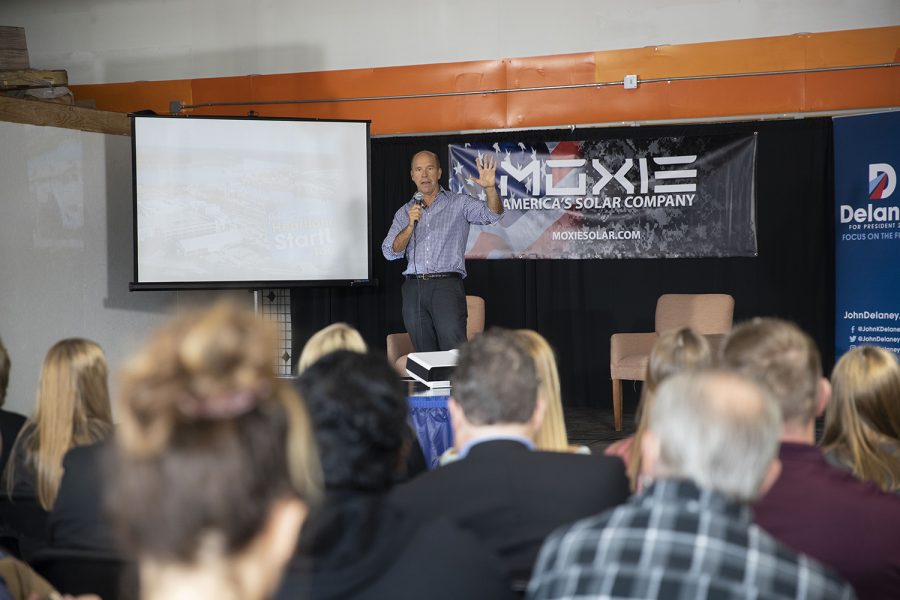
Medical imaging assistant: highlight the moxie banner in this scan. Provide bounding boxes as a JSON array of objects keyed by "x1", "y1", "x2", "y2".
[{"x1": 449, "y1": 134, "x2": 758, "y2": 259}]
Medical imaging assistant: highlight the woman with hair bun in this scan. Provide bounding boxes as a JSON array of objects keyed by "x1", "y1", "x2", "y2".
[
  {"x1": 822, "y1": 345, "x2": 900, "y2": 493},
  {"x1": 108, "y1": 302, "x2": 322, "y2": 600},
  {"x1": 605, "y1": 327, "x2": 713, "y2": 491}
]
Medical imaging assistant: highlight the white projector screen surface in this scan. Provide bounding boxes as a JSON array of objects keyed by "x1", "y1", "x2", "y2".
[{"x1": 132, "y1": 116, "x2": 370, "y2": 288}]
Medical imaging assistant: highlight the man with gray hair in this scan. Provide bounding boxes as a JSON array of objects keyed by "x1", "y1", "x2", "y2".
[
  {"x1": 528, "y1": 370, "x2": 854, "y2": 599},
  {"x1": 390, "y1": 328, "x2": 629, "y2": 583},
  {"x1": 722, "y1": 318, "x2": 900, "y2": 598}
]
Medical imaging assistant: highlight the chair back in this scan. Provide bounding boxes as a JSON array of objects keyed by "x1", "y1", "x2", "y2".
[
  {"x1": 465, "y1": 295, "x2": 485, "y2": 340},
  {"x1": 655, "y1": 294, "x2": 734, "y2": 335}
]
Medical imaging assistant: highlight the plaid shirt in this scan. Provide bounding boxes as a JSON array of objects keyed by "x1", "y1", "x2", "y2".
[
  {"x1": 527, "y1": 479, "x2": 855, "y2": 600},
  {"x1": 381, "y1": 189, "x2": 501, "y2": 277}
]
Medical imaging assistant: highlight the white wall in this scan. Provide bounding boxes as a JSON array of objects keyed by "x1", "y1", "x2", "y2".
[
  {"x1": 0, "y1": 121, "x2": 248, "y2": 418},
  {"x1": 2, "y1": 0, "x2": 898, "y2": 85}
]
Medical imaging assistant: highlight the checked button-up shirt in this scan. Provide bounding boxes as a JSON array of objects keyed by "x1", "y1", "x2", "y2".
[
  {"x1": 382, "y1": 189, "x2": 501, "y2": 277},
  {"x1": 527, "y1": 479, "x2": 854, "y2": 600}
]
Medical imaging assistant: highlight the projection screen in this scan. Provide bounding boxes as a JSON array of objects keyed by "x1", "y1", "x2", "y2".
[{"x1": 130, "y1": 115, "x2": 371, "y2": 290}]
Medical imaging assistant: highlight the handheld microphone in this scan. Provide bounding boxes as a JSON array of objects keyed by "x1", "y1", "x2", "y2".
[{"x1": 412, "y1": 192, "x2": 425, "y2": 229}]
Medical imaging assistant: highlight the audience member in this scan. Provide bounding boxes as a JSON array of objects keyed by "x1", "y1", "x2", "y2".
[
  {"x1": 821, "y1": 345, "x2": 900, "y2": 493},
  {"x1": 2, "y1": 339, "x2": 113, "y2": 560},
  {"x1": 439, "y1": 329, "x2": 586, "y2": 466},
  {"x1": 4, "y1": 338, "x2": 112, "y2": 510},
  {"x1": 528, "y1": 370, "x2": 853, "y2": 599},
  {"x1": 296, "y1": 322, "x2": 367, "y2": 373},
  {"x1": 515, "y1": 330, "x2": 587, "y2": 454},
  {"x1": 297, "y1": 322, "x2": 427, "y2": 480},
  {"x1": 0, "y1": 337, "x2": 26, "y2": 477},
  {"x1": 278, "y1": 350, "x2": 513, "y2": 600},
  {"x1": 722, "y1": 318, "x2": 900, "y2": 598},
  {"x1": 390, "y1": 328, "x2": 629, "y2": 583},
  {"x1": 605, "y1": 327, "x2": 712, "y2": 489},
  {"x1": 107, "y1": 302, "x2": 321, "y2": 600}
]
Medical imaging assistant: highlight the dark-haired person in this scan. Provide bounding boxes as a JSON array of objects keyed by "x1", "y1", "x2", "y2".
[
  {"x1": 296, "y1": 322, "x2": 427, "y2": 482},
  {"x1": 390, "y1": 329, "x2": 629, "y2": 583},
  {"x1": 107, "y1": 302, "x2": 322, "y2": 600},
  {"x1": 0, "y1": 336, "x2": 26, "y2": 476},
  {"x1": 381, "y1": 150, "x2": 503, "y2": 353},
  {"x1": 277, "y1": 350, "x2": 513, "y2": 600}
]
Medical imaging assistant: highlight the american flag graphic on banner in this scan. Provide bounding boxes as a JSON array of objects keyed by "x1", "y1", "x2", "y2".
[{"x1": 449, "y1": 134, "x2": 757, "y2": 259}]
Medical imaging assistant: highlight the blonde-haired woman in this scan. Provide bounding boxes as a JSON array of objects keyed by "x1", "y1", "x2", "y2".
[
  {"x1": 605, "y1": 327, "x2": 712, "y2": 490},
  {"x1": 821, "y1": 345, "x2": 900, "y2": 493},
  {"x1": 108, "y1": 302, "x2": 321, "y2": 600},
  {"x1": 5, "y1": 338, "x2": 113, "y2": 511},
  {"x1": 297, "y1": 322, "x2": 367, "y2": 373},
  {"x1": 515, "y1": 330, "x2": 587, "y2": 454}
]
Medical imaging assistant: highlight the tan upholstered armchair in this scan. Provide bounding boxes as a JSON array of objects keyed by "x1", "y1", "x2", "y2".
[
  {"x1": 609, "y1": 293, "x2": 735, "y2": 431},
  {"x1": 386, "y1": 295, "x2": 486, "y2": 376}
]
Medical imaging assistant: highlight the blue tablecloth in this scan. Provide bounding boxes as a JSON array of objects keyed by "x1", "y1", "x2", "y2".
[{"x1": 407, "y1": 392, "x2": 452, "y2": 469}]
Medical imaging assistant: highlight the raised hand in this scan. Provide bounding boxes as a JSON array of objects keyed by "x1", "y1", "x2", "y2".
[{"x1": 470, "y1": 153, "x2": 497, "y2": 189}]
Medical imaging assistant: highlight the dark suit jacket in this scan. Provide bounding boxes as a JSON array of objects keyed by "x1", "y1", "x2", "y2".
[
  {"x1": 388, "y1": 439, "x2": 630, "y2": 582},
  {"x1": 48, "y1": 441, "x2": 117, "y2": 553}
]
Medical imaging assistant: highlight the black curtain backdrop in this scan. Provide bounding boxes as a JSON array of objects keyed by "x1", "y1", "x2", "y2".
[{"x1": 291, "y1": 118, "x2": 835, "y2": 408}]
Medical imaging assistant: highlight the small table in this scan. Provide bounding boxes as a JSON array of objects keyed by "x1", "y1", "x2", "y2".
[{"x1": 405, "y1": 380, "x2": 452, "y2": 469}]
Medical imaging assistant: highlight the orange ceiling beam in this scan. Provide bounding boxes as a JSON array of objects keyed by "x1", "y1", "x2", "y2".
[{"x1": 70, "y1": 26, "x2": 900, "y2": 135}]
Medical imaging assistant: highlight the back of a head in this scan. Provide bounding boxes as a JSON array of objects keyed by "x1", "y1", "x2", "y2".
[
  {"x1": 822, "y1": 346, "x2": 900, "y2": 490},
  {"x1": 627, "y1": 327, "x2": 713, "y2": 488},
  {"x1": 649, "y1": 370, "x2": 782, "y2": 502},
  {"x1": 720, "y1": 318, "x2": 821, "y2": 427},
  {"x1": 109, "y1": 302, "x2": 321, "y2": 564},
  {"x1": 452, "y1": 328, "x2": 538, "y2": 425},
  {"x1": 646, "y1": 327, "x2": 713, "y2": 394},
  {"x1": 515, "y1": 330, "x2": 567, "y2": 451},
  {"x1": 7, "y1": 337, "x2": 113, "y2": 509},
  {"x1": 297, "y1": 323, "x2": 367, "y2": 374},
  {"x1": 0, "y1": 336, "x2": 9, "y2": 407},
  {"x1": 297, "y1": 350, "x2": 407, "y2": 492},
  {"x1": 36, "y1": 338, "x2": 112, "y2": 431},
  {"x1": 827, "y1": 346, "x2": 900, "y2": 440}
]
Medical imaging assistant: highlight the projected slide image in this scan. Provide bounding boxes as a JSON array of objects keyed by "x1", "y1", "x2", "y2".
[{"x1": 134, "y1": 117, "x2": 369, "y2": 284}]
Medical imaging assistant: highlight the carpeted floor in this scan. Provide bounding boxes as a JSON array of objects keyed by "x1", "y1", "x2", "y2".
[
  {"x1": 565, "y1": 383, "x2": 827, "y2": 453},
  {"x1": 564, "y1": 381, "x2": 643, "y2": 454}
]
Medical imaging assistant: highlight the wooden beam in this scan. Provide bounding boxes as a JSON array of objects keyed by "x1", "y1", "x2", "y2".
[
  {"x1": 0, "y1": 26, "x2": 29, "y2": 70},
  {"x1": 0, "y1": 95, "x2": 129, "y2": 136},
  {"x1": 0, "y1": 69, "x2": 68, "y2": 90}
]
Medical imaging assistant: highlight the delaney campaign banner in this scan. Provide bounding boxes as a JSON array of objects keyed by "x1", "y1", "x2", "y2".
[
  {"x1": 834, "y1": 111, "x2": 900, "y2": 359},
  {"x1": 449, "y1": 134, "x2": 757, "y2": 259}
]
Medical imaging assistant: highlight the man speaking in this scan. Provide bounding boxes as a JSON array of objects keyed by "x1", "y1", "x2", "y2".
[{"x1": 382, "y1": 150, "x2": 503, "y2": 353}]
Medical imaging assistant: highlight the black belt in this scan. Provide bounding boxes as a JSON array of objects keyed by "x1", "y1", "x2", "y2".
[{"x1": 405, "y1": 272, "x2": 461, "y2": 280}]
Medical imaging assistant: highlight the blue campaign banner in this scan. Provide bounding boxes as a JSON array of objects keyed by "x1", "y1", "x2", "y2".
[{"x1": 834, "y1": 111, "x2": 900, "y2": 360}]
